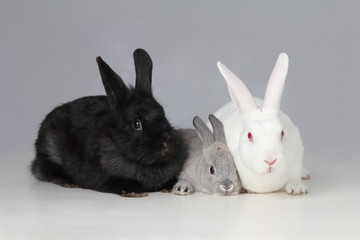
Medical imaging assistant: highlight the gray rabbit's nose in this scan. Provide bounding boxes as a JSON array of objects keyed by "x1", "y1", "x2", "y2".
[{"x1": 220, "y1": 180, "x2": 234, "y2": 193}]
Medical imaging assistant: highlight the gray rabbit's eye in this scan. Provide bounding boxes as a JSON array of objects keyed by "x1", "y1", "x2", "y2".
[
  {"x1": 132, "y1": 119, "x2": 142, "y2": 131},
  {"x1": 210, "y1": 166, "x2": 215, "y2": 175}
]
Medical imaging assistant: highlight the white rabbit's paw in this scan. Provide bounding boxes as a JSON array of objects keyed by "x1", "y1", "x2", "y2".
[
  {"x1": 301, "y1": 167, "x2": 311, "y2": 180},
  {"x1": 286, "y1": 181, "x2": 307, "y2": 195},
  {"x1": 172, "y1": 182, "x2": 193, "y2": 196}
]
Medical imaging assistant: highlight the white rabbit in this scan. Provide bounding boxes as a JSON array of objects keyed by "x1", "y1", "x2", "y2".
[
  {"x1": 212, "y1": 53, "x2": 307, "y2": 195},
  {"x1": 172, "y1": 115, "x2": 241, "y2": 196}
]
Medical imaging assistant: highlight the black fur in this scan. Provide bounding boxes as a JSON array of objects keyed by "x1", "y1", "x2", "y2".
[{"x1": 31, "y1": 49, "x2": 188, "y2": 195}]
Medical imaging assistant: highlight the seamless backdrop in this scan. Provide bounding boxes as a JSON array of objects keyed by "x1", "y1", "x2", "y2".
[
  {"x1": 0, "y1": 1, "x2": 360, "y2": 239},
  {"x1": 1, "y1": 1, "x2": 359, "y2": 163}
]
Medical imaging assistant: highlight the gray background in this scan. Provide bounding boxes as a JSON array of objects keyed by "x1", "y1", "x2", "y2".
[
  {"x1": 1, "y1": 0, "x2": 359, "y2": 164},
  {"x1": 1, "y1": 1, "x2": 360, "y2": 239}
]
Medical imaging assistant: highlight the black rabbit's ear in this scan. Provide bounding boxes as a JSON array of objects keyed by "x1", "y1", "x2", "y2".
[
  {"x1": 96, "y1": 56, "x2": 128, "y2": 109},
  {"x1": 133, "y1": 49, "x2": 153, "y2": 96}
]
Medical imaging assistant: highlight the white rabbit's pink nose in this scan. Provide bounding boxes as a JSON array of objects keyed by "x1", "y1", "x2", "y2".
[{"x1": 264, "y1": 159, "x2": 277, "y2": 166}]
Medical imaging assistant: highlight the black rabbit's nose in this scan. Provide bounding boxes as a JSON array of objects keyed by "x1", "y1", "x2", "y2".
[
  {"x1": 160, "y1": 132, "x2": 170, "y2": 152},
  {"x1": 161, "y1": 132, "x2": 170, "y2": 143}
]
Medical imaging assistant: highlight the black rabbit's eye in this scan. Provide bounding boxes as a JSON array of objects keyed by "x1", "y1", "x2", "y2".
[
  {"x1": 210, "y1": 166, "x2": 215, "y2": 175},
  {"x1": 132, "y1": 119, "x2": 142, "y2": 131}
]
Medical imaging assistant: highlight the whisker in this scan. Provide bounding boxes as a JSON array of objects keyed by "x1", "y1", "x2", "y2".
[{"x1": 136, "y1": 157, "x2": 146, "y2": 173}]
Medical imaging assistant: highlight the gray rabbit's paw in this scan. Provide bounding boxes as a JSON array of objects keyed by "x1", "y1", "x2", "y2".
[{"x1": 172, "y1": 182, "x2": 193, "y2": 196}]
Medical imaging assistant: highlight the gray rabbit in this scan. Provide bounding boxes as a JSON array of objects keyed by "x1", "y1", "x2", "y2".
[{"x1": 173, "y1": 115, "x2": 241, "y2": 196}]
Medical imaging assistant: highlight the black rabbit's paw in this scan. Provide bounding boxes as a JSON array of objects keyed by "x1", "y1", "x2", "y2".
[
  {"x1": 160, "y1": 189, "x2": 171, "y2": 193},
  {"x1": 52, "y1": 179, "x2": 80, "y2": 189},
  {"x1": 120, "y1": 191, "x2": 148, "y2": 198}
]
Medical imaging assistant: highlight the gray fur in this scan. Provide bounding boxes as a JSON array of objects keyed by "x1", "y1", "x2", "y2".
[
  {"x1": 209, "y1": 114, "x2": 227, "y2": 145},
  {"x1": 173, "y1": 116, "x2": 241, "y2": 196},
  {"x1": 193, "y1": 116, "x2": 214, "y2": 148}
]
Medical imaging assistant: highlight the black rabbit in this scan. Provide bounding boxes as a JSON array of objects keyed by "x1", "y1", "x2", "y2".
[{"x1": 31, "y1": 49, "x2": 188, "y2": 196}]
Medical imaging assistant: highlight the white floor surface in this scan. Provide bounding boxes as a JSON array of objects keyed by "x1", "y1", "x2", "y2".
[{"x1": 1, "y1": 154, "x2": 359, "y2": 240}]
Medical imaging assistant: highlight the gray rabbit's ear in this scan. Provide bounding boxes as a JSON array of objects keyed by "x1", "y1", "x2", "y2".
[
  {"x1": 96, "y1": 56, "x2": 128, "y2": 109},
  {"x1": 208, "y1": 114, "x2": 227, "y2": 145},
  {"x1": 193, "y1": 116, "x2": 215, "y2": 148},
  {"x1": 133, "y1": 48, "x2": 153, "y2": 96}
]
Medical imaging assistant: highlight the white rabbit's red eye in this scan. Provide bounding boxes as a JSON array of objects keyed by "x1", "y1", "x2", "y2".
[
  {"x1": 210, "y1": 166, "x2": 215, "y2": 175},
  {"x1": 281, "y1": 130, "x2": 284, "y2": 140},
  {"x1": 248, "y1": 132, "x2": 253, "y2": 142},
  {"x1": 132, "y1": 119, "x2": 142, "y2": 131}
]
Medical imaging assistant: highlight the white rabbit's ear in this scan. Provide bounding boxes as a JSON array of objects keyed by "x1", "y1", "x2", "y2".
[
  {"x1": 217, "y1": 61, "x2": 257, "y2": 114},
  {"x1": 263, "y1": 53, "x2": 289, "y2": 110}
]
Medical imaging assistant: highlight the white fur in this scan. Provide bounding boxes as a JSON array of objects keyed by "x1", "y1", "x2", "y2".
[{"x1": 212, "y1": 53, "x2": 307, "y2": 194}]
